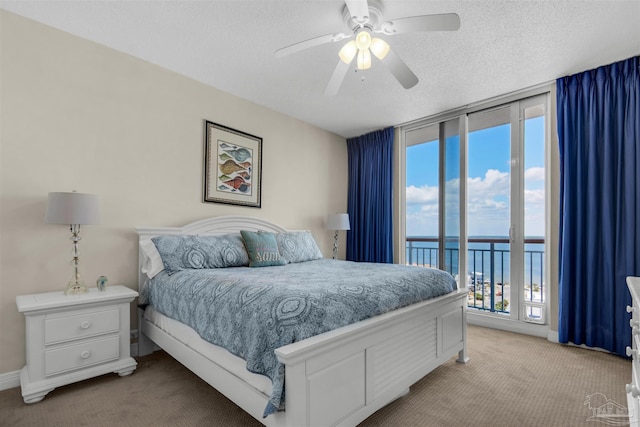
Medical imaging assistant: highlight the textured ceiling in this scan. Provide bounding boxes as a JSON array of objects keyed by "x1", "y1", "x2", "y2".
[{"x1": 1, "y1": 0, "x2": 639, "y2": 138}]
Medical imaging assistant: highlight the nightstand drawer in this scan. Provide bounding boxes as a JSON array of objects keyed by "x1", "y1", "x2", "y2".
[
  {"x1": 45, "y1": 307, "x2": 119, "y2": 345},
  {"x1": 45, "y1": 335, "x2": 120, "y2": 376}
]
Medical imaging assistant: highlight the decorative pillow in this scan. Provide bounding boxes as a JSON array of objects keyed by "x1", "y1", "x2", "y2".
[
  {"x1": 140, "y1": 239, "x2": 165, "y2": 279},
  {"x1": 276, "y1": 231, "x2": 324, "y2": 263},
  {"x1": 151, "y1": 234, "x2": 250, "y2": 274},
  {"x1": 240, "y1": 230, "x2": 286, "y2": 267}
]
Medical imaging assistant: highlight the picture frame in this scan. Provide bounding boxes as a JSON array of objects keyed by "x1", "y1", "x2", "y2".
[{"x1": 203, "y1": 120, "x2": 262, "y2": 208}]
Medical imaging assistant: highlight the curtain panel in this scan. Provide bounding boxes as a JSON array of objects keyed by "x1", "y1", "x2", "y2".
[
  {"x1": 557, "y1": 56, "x2": 640, "y2": 356},
  {"x1": 346, "y1": 127, "x2": 394, "y2": 263}
]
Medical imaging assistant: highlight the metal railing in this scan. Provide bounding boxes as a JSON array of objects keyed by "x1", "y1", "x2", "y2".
[{"x1": 406, "y1": 237, "x2": 544, "y2": 314}]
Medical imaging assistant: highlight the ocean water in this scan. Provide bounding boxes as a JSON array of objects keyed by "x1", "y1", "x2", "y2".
[{"x1": 406, "y1": 237, "x2": 545, "y2": 286}]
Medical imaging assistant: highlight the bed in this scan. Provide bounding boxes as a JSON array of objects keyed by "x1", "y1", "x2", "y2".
[{"x1": 136, "y1": 216, "x2": 468, "y2": 427}]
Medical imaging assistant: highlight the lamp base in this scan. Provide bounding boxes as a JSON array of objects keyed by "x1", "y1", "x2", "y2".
[
  {"x1": 65, "y1": 280, "x2": 88, "y2": 295},
  {"x1": 64, "y1": 224, "x2": 88, "y2": 295},
  {"x1": 332, "y1": 230, "x2": 339, "y2": 260}
]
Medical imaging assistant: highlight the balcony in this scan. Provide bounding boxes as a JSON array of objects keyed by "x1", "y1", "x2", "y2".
[{"x1": 406, "y1": 237, "x2": 545, "y2": 318}]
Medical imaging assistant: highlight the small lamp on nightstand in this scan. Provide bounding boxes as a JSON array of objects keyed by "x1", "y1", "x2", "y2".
[
  {"x1": 45, "y1": 191, "x2": 101, "y2": 295},
  {"x1": 327, "y1": 213, "x2": 350, "y2": 260}
]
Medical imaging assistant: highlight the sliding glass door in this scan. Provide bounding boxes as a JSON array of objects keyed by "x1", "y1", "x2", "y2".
[
  {"x1": 467, "y1": 105, "x2": 512, "y2": 315},
  {"x1": 466, "y1": 94, "x2": 546, "y2": 324},
  {"x1": 405, "y1": 118, "x2": 463, "y2": 284},
  {"x1": 521, "y1": 98, "x2": 546, "y2": 323},
  {"x1": 403, "y1": 92, "x2": 548, "y2": 329}
]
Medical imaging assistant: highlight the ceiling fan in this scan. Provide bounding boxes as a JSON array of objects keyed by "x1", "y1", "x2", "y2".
[{"x1": 274, "y1": 0, "x2": 460, "y2": 96}]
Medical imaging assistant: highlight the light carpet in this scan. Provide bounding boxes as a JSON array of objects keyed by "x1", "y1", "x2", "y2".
[{"x1": 0, "y1": 325, "x2": 631, "y2": 426}]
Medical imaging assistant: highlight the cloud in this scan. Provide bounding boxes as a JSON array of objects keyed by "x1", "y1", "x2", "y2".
[
  {"x1": 467, "y1": 169, "x2": 509, "y2": 198},
  {"x1": 525, "y1": 188, "x2": 545, "y2": 205},
  {"x1": 466, "y1": 170, "x2": 510, "y2": 222},
  {"x1": 406, "y1": 184, "x2": 438, "y2": 205},
  {"x1": 525, "y1": 167, "x2": 545, "y2": 181},
  {"x1": 406, "y1": 169, "x2": 545, "y2": 237}
]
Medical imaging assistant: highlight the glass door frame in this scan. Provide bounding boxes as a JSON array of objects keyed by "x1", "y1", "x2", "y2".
[
  {"x1": 518, "y1": 94, "x2": 549, "y2": 324},
  {"x1": 396, "y1": 86, "x2": 552, "y2": 337},
  {"x1": 466, "y1": 94, "x2": 549, "y2": 324},
  {"x1": 397, "y1": 114, "x2": 468, "y2": 289}
]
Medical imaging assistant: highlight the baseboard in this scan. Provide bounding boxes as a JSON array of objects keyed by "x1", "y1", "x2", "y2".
[
  {"x1": 467, "y1": 311, "x2": 549, "y2": 338},
  {"x1": 545, "y1": 331, "x2": 611, "y2": 354},
  {"x1": 0, "y1": 369, "x2": 20, "y2": 391},
  {"x1": 1, "y1": 333, "x2": 139, "y2": 392}
]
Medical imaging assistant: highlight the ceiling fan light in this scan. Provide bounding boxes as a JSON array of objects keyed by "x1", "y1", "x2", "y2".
[
  {"x1": 357, "y1": 48, "x2": 371, "y2": 70},
  {"x1": 338, "y1": 40, "x2": 357, "y2": 64},
  {"x1": 370, "y1": 37, "x2": 390, "y2": 60},
  {"x1": 354, "y1": 30, "x2": 372, "y2": 51}
]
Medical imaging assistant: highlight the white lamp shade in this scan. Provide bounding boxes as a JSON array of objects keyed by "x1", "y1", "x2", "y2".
[
  {"x1": 356, "y1": 48, "x2": 371, "y2": 70},
  {"x1": 370, "y1": 37, "x2": 390, "y2": 60},
  {"x1": 339, "y1": 40, "x2": 357, "y2": 64},
  {"x1": 45, "y1": 192, "x2": 101, "y2": 225},
  {"x1": 327, "y1": 213, "x2": 351, "y2": 231}
]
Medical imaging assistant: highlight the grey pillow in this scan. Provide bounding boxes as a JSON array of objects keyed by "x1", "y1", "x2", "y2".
[
  {"x1": 151, "y1": 234, "x2": 249, "y2": 274},
  {"x1": 276, "y1": 231, "x2": 323, "y2": 263}
]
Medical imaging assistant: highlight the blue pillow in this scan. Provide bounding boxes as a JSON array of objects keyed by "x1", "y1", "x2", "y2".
[
  {"x1": 276, "y1": 231, "x2": 323, "y2": 263},
  {"x1": 240, "y1": 230, "x2": 286, "y2": 267},
  {"x1": 151, "y1": 234, "x2": 249, "y2": 274}
]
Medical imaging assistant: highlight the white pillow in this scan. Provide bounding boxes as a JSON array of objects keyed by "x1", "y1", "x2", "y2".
[{"x1": 140, "y1": 239, "x2": 164, "y2": 279}]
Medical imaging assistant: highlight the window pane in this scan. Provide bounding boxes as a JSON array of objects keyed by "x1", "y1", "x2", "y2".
[
  {"x1": 467, "y1": 107, "x2": 511, "y2": 313},
  {"x1": 444, "y1": 118, "x2": 460, "y2": 279},
  {"x1": 523, "y1": 105, "x2": 545, "y2": 310},
  {"x1": 406, "y1": 124, "x2": 439, "y2": 268}
]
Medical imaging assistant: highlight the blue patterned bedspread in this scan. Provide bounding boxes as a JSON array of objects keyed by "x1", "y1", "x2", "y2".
[{"x1": 147, "y1": 258, "x2": 456, "y2": 416}]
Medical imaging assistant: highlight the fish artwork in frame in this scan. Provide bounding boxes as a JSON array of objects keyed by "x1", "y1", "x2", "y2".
[{"x1": 203, "y1": 120, "x2": 262, "y2": 208}]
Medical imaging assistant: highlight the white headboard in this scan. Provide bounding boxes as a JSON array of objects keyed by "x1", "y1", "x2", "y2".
[{"x1": 135, "y1": 215, "x2": 290, "y2": 293}]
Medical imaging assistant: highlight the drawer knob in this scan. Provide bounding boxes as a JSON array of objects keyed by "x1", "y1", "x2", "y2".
[
  {"x1": 627, "y1": 384, "x2": 640, "y2": 398},
  {"x1": 626, "y1": 346, "x2": 638, "y2": 358},
  {"x1": 80, "y1": 350, "x2": 91, "y2": 359},
  {"x1": 80, "y1": 321, "x2": 91, "y2": 329},
  {"x1": 628, "y1": 305, "x2": 636, "y2": 313}
]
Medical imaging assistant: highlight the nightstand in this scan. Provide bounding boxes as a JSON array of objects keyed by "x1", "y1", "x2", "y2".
[{"x1": 16, "y1": 285, "x2": 138, "y2": 403}]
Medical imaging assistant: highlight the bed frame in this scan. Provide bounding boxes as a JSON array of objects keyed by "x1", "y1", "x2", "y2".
[{"x1": 136, "y1": 216, "x2": 468, "y2": 427}]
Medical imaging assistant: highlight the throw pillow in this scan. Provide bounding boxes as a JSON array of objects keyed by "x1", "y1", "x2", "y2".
[{"x1": 240, "y1": 230, "x2": 286, "y2": 267}]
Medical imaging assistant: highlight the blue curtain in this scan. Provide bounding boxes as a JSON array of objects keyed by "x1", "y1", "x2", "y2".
[
  {"x1": 346, "y1": 127, "x2": 394, "y2": 263},
  {"x1": 557, "y1": 56, "x2": 640, "y2": 356}
]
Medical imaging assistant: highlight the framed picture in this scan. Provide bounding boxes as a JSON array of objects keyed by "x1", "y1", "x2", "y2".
[{"x1": 203, "y1": 120, "x2": 262, "y2": 208}]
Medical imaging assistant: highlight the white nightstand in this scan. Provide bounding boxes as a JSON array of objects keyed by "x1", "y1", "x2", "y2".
[{"x1": 16, "y1": 285, "x2": 138, "y2": 403}]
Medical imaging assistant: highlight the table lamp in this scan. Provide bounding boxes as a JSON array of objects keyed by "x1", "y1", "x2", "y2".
[
  {"x1": 45, "y1": 191, "x2": 101, "y2": 295},
  {"x1": 327, "y1": 213, "x2": 350, "y2": 259}
]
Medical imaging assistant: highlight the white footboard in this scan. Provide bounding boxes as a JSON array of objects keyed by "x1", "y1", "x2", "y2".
[
  {"x1": 276, "y1": 289, "x2": 467, "y2": 427},
  {"x1": 138, "y1": 288, "x2": 467, "y2": 427}
]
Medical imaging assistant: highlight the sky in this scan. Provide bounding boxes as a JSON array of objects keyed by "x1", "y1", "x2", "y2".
[{"x1": 406, "y1": 116, "x2": 545, "y2": 237}]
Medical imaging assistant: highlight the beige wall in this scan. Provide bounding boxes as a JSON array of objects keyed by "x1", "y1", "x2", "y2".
[{"x1": 0, "y1": 11, "x2": 348, "y2": 374}]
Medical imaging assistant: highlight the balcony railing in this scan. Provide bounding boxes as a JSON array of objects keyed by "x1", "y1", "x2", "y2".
[{"x1": 406, "y1": 237, "x2": 544, "y2": 315}]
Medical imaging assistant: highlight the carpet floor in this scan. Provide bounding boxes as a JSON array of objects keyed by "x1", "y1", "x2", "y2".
[{"x1": 0, "y1": 325, "x2": 631, "y2": 426}]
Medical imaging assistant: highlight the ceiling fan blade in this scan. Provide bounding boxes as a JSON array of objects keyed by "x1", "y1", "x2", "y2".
[
  {"x1": 345, "y1": 0, "x2": 370, "y2": 25},
  {"x1": 324, "y1": 60, "x2": 351, "y2": 96},
  {"x1": 275, "y1": 32, "x2": 349, "y2": 58},
  {"x1": 379, "y1": 13, "x2": 460, "y2": 35},
  {"x1": 381, "y1": 49, "x2": 418, "y2": 89}
]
